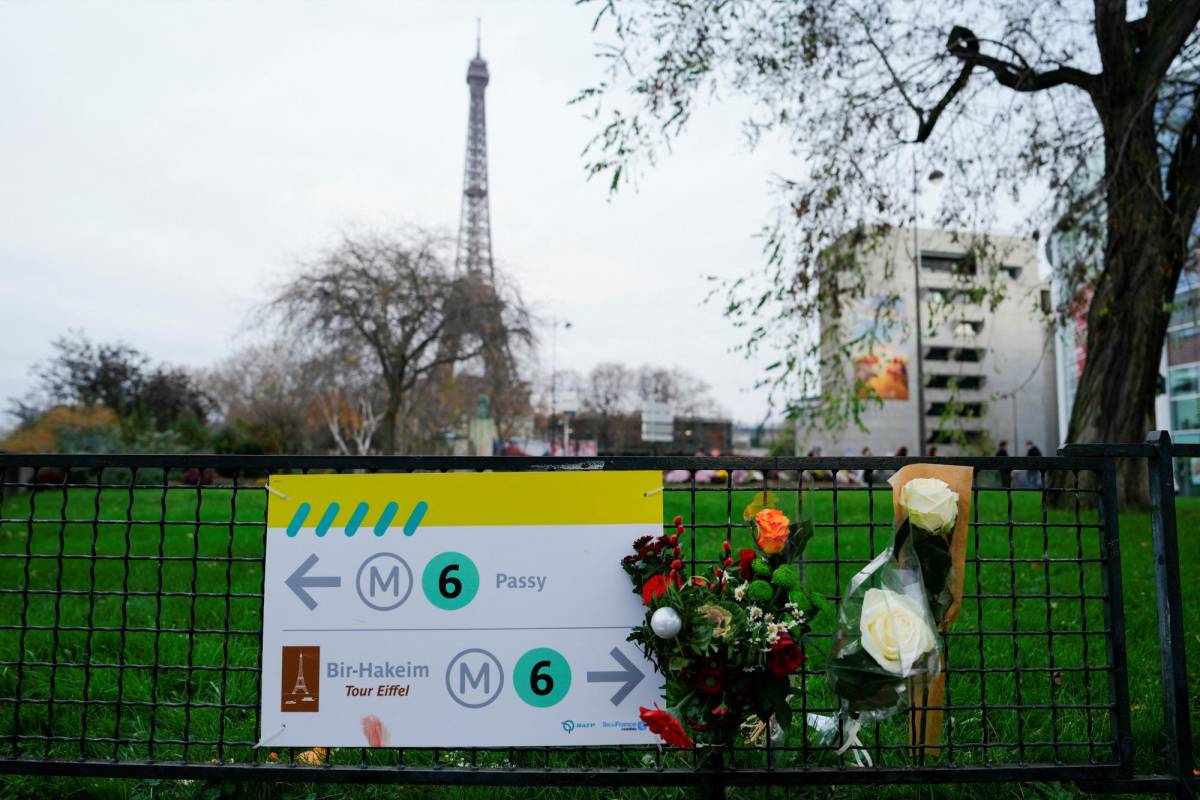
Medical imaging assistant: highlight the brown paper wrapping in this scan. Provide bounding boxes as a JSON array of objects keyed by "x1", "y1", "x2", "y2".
[{"x1": 886, "y1": 464, "x2": 973, "y2": 756}]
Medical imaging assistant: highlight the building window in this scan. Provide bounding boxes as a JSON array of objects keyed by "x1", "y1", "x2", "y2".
[
  {"x1": 925, "y1": 374, "x2": 986, "y2": 390},
  {"x1": 1000, "y1": 265, "x2": 1022, "y2": 279},
  {"x1": 1168, "y1": 328, "x2": 1200, "y2": 365},
  {"x1": 1171, "y1": 396, "x2": 1200, "y2": 431},
  {"x1": 925, "y1": 347, "x2": 951, "y2": 361},
  {"x1": 921, "y1": 254, "x2": 977, "y2": 276},
  {"x1": 954, "y1": 348, "x2": 985, "y2": 362},
  {"x1": 929, "y1": 429, "x2": 985, "y2": 444},
  {"x1": 927, "y1": 402, "x2": 984, "y2": 417},
  {"x1": 1170, "y1": 290, "x2": 1199, "y2": 328},
  {"x1": 1169, "y1": 365, "x2": 1200, "y2": 396}
]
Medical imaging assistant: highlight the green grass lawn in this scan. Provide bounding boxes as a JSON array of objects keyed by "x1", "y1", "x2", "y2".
[{"x1": 0, "y1": 476, "x2": 1196, "y2": 800}]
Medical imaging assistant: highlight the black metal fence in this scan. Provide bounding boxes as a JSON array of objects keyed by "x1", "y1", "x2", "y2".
[{"x1": 0, "y1": 435, "x2": 1192, "y2": 796}]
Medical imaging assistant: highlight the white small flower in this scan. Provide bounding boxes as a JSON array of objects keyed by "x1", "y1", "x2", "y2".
[
  {"x1": 784, "y1": 602, "x2": 799, "y2": 613},
  {"x1": 748, "y1": 606, "x2": 763, "y2": 622},
  {"x1": 764, "y1": 613, "x2": 775, "y2": 624},
  {"x1": 733, "y1": 582, "x2": 748, "y2": 601}
]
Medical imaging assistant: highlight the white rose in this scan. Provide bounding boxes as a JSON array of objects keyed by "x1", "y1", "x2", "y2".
[
  {"x1": 900, "y1": 477, "x2": 958, "y2": 533},
  {"x1": 858, "y1": 587, "x2": 937, "y2": 675}
]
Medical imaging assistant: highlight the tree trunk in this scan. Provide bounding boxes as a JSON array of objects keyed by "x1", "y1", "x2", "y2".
[
  {"x1": 381, "y1": 396, "x2": 402, "y2": 455},
  {"x1": 1065, "y1": 109, "x2": 1181, "y2": 507}
]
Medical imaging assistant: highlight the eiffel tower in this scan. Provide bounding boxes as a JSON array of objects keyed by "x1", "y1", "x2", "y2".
[
  {"x1": 455, "y1": 22, "x2": 494, "y2": 279},
  {"x1": 432, "y1": 25, "x2": 528, "y2": 447},
  {"x1": 286, "y1": 652, "x2": 314, "y2": 705}
]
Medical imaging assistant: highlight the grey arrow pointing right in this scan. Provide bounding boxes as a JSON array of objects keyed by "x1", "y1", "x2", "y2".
[
  {"x1": 586, "y1": 647, "x2": 646, "y2": 706},
  {"x1": 285, "y1": 553, "x2": 341, "y2": 610}
]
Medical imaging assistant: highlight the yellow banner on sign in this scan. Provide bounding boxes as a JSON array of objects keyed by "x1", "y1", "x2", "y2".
[{"x1": 267, "y1": 471, "x2": 663, "y2": 531}]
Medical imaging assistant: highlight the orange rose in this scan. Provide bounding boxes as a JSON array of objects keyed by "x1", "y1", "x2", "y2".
[{"x1": 754, "y1": 508, "x2": 790, "y2": 554}]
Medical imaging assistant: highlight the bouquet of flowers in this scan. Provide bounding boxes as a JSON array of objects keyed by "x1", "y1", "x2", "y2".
[
  {"x1": 623, "y1": 494, "x2": 821, "y2": 747},
  {"x1": 824, "y1": 476, "x2": 962, "y2": 765}
]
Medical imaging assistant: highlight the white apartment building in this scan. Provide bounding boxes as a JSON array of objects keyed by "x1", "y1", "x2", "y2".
[{"x1": 799, "y1": 228, "x2": 1059, "y2": 457}]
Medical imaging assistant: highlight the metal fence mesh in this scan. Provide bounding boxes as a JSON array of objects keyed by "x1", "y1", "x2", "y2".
[{"x1": 0, "y1": 456, "x2": 1128, "y2": 784}]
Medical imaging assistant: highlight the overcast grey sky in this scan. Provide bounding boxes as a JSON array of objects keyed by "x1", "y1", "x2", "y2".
[{"x1": 0, "y1": 1, "x2": 811, "y2": 427}]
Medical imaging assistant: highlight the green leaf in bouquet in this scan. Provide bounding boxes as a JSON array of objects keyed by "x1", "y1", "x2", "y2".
[
  {"x1": 763, "y1": 676, "x2": 793, "y2": 730},
  {"x1": 789, "y1": 517, "x2": 815, "y2": 556},
  {"x1": 742, "y1": 490, "x2": 780, "y2": 521},
  {"x1": 828, "y1": 644, "x2": 904, "y2": 714},
  {"x1": 807, "y1": 589, "x2": 836, "y2": 618},
  {"x1": 912, "y1": 528, "x2": 954, "y2": 624}
]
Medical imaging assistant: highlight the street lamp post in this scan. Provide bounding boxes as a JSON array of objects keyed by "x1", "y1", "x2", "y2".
[
  {"x1": 549, "y1": 317, "x2": 572, "y2": 452},
  {"x1": 912, "y1": 155, "x2": 944, "y2": 456}
]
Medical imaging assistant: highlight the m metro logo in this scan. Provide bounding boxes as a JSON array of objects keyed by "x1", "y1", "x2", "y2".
[{"x1": 281, "y1": 646, "x2": 320, "y2": 712}]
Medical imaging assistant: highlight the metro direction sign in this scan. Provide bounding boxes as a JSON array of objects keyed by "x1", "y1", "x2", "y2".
[{"x1": 258, "y1": 471, "x2": 664, "y2": 748}]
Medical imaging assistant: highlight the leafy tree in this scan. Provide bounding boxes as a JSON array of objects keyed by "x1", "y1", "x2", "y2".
[
  {"x1": 16, "y1": 332, "x2": 210, "y2": 432},
  {"x1": 578, "y1": 0, "x2": 1200, "y2": 501}
]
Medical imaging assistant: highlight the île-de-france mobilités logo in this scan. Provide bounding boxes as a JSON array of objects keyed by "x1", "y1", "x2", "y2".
[{"x1": 281, "y1": 646, "x2": 320, "y2": 712}]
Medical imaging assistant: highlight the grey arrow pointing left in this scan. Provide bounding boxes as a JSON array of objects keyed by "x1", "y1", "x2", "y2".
[{"x1": 286, "y1": 553, "x2": 341, "y2": 610}]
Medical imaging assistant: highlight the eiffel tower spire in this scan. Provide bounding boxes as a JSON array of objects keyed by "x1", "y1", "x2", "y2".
[{"x1": 455, "y1": 22, "x2": 494, "y2": 278}]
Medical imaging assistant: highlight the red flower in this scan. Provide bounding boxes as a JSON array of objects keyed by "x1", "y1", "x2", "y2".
[
  {"x1": 642, "y1": 574, "x2": 669, "y2": 605},
  {"x1": 737, "y1": 548, "x2": 757, "y2": 580},
  {"x1": 767, "y1": 633, "x2": 807, "y2": 677},
  {"x1": 640, "y1": 707, "x2": 693, "y2": 749},
  {"x1": 673, "y1": 515, "x2": 683, "y2": 526},
  {"x1": 632, "y1": 535, "x2": 653, "y2": 552}
]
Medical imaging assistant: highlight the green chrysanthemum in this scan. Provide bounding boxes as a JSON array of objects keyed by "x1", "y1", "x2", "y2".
[
  {"x1": 746, "y1": 579, "x2": 774, "y2": 603},
  {"x1": 751, "y1": 558, "x2": 772, "y2": 578},
  {"x1": 771, "y1": 564, "x2": 801, "y2": 590}
]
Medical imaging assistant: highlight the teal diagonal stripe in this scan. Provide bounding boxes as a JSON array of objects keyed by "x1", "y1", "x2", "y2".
[
  {"x1": 374, "y1": 501, "x2": 399, "y2": 536},
  {"x1": 286, "y1": 503, "x2": 311, "y2": 537},
  {"x1": 314, "y1": 503, "x2": 340, "y2": 538},
  {"x1": 403, "y1": 501, "x2": 429, "y2": 536},
  {"x1": 345, "y1": 502, "x2": 370, "y2": 537}
]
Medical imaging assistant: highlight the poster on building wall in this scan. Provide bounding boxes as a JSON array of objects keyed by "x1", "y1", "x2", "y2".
[
  {"x1": 258, "y1": 471, "x2": 663, "y2": 748},
  {"x1": 852, "y1": 295, "x2": 910, "y2": 401}
]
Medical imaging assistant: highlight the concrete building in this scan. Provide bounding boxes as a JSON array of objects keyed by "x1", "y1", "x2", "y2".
[{"x1": 799, "y1": 228, "x2": 1059, "y2": 457}]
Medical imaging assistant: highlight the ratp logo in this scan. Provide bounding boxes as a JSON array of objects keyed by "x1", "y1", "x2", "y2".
[{"x1": 561, "y1": 720, "x2": 575, "y2": 733}]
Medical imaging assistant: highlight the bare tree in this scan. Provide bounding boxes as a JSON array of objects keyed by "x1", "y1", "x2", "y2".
[
  {"x1": 636, "y1": 365, "x2": 724, "y2": 417},
  {"x1": 582, "y1": 362, "x2": 636, "y2": 417},
  {"x1": 263, "y1": 228, "x2": 532, "y2": 453},
  {"x1": 307, "y1": 348, "x2": 383, "y2": 455},
  {"x1": 578, "y1": 0, "x2": 1200, "y2": 502},
  {"x1": 204, "y1": 340, "x2": 320, "y2": 453}
]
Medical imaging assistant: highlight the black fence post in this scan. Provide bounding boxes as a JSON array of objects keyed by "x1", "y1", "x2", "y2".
[{"x1": 1144, "y1": 431, "x2": 1195, "y2": 798}]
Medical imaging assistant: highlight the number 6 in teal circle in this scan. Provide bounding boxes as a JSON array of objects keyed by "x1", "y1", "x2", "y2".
[
  {"x1": 514, "y1": 647, "x2": 571, "y2": 708},
  {"x1": 422, "y1": 552, "x2": 480, "y2": 610}
]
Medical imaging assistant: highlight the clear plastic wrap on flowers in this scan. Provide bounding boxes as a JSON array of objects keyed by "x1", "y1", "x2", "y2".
[
  {"x1": 817, "y1": 470, "x2": 967, "y2": 765},
  {"x1": 826, "y1": 521, "x2": 943, "y2": 722}
]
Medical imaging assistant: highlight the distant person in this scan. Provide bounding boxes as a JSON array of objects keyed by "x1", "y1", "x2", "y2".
[
  {"x1": 862, "y1": 446, "x2": 874, "y2": 486},
  {"x1": 927, "y1": 446, "x2": 938, "y2": 458},
  {"x1": 1025, "y1": 440, "x2": 1043, "y2": 488},
  {"x1": 996, "y1": 440, "x2": 1011, "y2": 488},
  {"x1": 895, "y1": 446, "x2": 908, "y2": 457}
]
